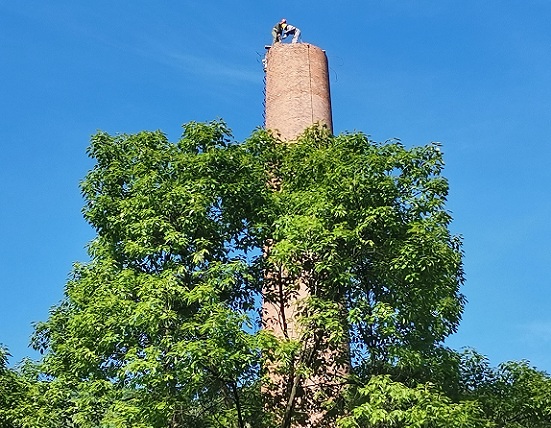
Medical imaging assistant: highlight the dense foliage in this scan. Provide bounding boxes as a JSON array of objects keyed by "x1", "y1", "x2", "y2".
[{"x1": 2, "y1": 122, "x2": 550, "y2": 427}]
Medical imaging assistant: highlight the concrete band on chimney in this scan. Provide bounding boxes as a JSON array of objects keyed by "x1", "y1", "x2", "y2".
[{"x1": 265, "y1": 43, "x2": 333, "y2": 141}]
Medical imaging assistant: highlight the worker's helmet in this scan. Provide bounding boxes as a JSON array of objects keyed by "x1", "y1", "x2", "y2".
[{"x1": 281, "y1": 18, "x2": 287, "y2": 23}]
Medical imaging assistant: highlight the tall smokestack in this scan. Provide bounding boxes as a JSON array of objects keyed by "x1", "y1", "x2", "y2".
[
  {"x1": 263, "y1": 41, "x2": 335, "y2": 346},
  {"x1": 263, "y1": 42, "x2": 345, "y2": 428},
  {"x1": 264, "y1": 43, "x2": 333, "y2": 140}
]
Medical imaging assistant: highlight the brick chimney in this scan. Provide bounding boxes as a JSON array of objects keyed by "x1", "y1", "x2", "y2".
[
  {"x1": 264, "y1": 43, "x2": 333, "y2": 140},
  {"x1": 262, "y1": 42, "x2": 345, "y2": 428}
]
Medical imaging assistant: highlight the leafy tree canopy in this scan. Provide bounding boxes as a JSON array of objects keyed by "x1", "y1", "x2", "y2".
[{"x1": 3, "y1": 121, "x2": 547, "y2": 427}]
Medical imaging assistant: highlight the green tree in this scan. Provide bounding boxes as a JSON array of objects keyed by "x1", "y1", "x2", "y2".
[
  {"x1": 259, "y1": 126, "x2": 467, "y2": 426},
  {"x1": 33, "y1": 122, "x2": 269, "y2": 428},
  {"x1": 0, "y1": 347, "x2": 58, "y2": 428},
  {"x1": 458, "y1": 350, "x2": 551, "y2": 428},
  {"x1": 28, "y1": 121, "x2": 551, "y2": 427},
  {"x1": 337, "y1": 374, "x2": 487, "y2": 428},
  {"x1": 0, "y1": 346, "x2": 24, "y2": 427}
]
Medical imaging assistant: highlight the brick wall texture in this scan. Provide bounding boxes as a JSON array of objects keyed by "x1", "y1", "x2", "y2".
[
  {"x1": 263, "y1": 43, "x2": 345, "y2": 428},
  {"x1": 265, "y1": 43, "x2": 333, "y2": 141}
]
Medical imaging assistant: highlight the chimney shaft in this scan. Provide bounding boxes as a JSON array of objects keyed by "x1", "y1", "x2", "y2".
[
  {"x1": 262, "y1": 42, "x2": 345, "y2": 428},
  {"x1": 265, "y1": 43, "x2": 333, "y2": 140}
]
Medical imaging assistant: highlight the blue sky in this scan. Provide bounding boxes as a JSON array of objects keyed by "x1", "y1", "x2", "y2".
[{"x1": 2, "y1": 1, "x2": 551, "y2": 372}]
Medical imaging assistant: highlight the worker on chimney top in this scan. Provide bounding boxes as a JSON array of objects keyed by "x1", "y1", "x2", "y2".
[
  {"x1": 282, "y1": 21, "x2": 301, "y2": 43},
  {"x1": 272, "y1": 19, "x2": 285, "y2": 44},
  {"x1": 272, "y1": 19, "x2": 301, "y2": 44}
]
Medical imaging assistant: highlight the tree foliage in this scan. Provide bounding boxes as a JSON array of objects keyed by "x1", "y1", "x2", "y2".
[
  {"x1": 0, "y1": 346, "x2": 24, "y2": 427},
  {"x1": 458, "y1": 350, "x2": 551, "y2": 428},
  {"x1": 3, "y1": 121, "x2": 547, "y2": 427},
  {"x1": 0, "y1": 347, "x2": 59, "y2": 428}
]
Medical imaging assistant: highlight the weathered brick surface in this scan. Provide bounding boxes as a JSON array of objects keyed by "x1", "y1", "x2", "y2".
[
  {"x1": 263, "y1": 42, "x2": 334, "y2": 343},
  {"x1": 263, "y1": 43, "x2": 345, "y2": 428},
  {"x1": 265, "y1": 43, "x2": 333, "y2": 141}
]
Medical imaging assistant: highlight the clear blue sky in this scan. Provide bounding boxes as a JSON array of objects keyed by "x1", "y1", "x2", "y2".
[{"x1": 2, "y1": 1, "x2": 551, "y2": 372}]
